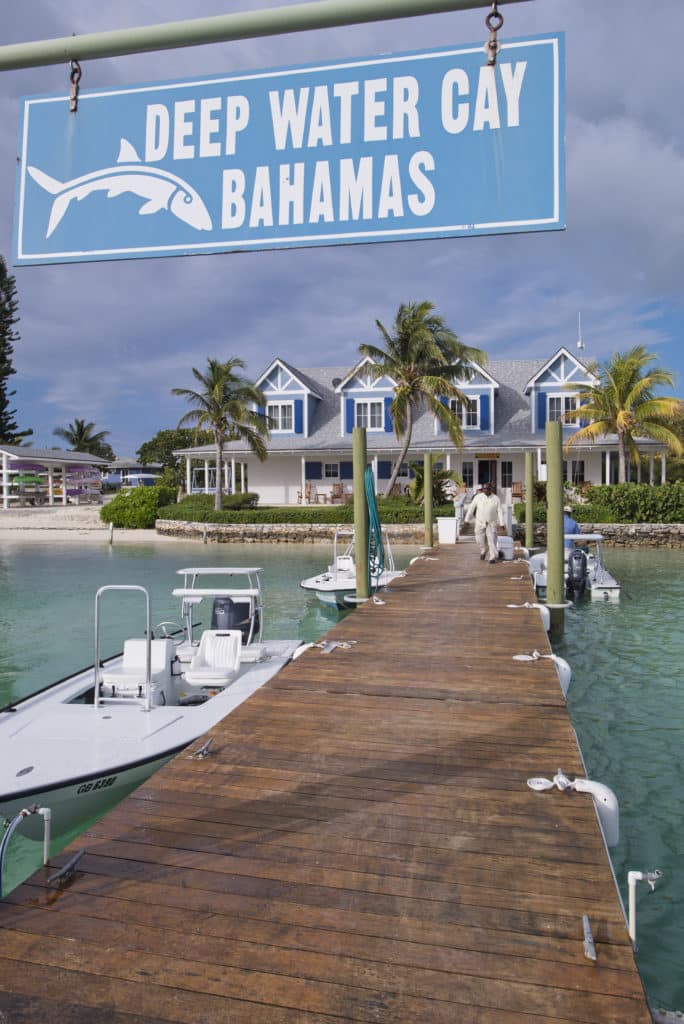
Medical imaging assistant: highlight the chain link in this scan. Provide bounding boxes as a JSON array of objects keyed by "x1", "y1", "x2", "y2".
[
  {"x1": 69, "y1": 59, "x2": 82, "y2": 112},
  {"x1": 485, "y1": 2, "x2": 504, "y2": 66}
]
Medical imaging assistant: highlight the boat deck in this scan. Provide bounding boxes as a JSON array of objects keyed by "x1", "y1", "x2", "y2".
[{"x1": 0, "y1": 543, "x2": 651, "y2": 1022}]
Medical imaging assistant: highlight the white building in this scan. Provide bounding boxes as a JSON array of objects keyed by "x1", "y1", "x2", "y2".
[{"x1": 176, "y1": 347, "x2": 669, "y2": 505}]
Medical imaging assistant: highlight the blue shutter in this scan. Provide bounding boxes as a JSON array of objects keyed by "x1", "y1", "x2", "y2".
[
  {"x1": 305, "y1": 461, "x2": 322, "y2": 480},
  {"x1": 480, "y1": 393, "x2": 490, "y2": 432},
  {"x1": 438, "y1": 395, "x2": 449, "y2": 433},
  {"x1": 384, "y1": 397, "x2": 393, "y2": 432},
  {"x1": 537, "y1": 391, "x2": 547, "y2": 431},
  {"x1": 340, "y1": 461, "x2": 353, "y2": 479},
  {"x1": 294, "y1": 399, "x2": 303, "y2": 434},
  {"x1": 377, "y1": 460, "x2": 392, "y2": 479},
  {"x1": 345, "y1": 398, "x2": 355, "y2": 433}
]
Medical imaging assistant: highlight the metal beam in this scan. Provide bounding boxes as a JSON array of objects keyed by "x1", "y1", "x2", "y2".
[{"x1": 0, "y1": 0, "x2": 530, "y2": 71}]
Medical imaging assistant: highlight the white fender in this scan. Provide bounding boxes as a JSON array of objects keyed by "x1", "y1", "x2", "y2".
[{"x1": 572, "y1": 778, "x2": 620, "y2": 847}]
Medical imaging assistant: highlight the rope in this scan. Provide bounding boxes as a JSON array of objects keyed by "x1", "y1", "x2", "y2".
[{"x1": 364, "y1": 467, "x2": 385, "y2": 592}]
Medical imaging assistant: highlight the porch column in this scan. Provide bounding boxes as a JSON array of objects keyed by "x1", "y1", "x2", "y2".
[
  {"x1": 2, "y1": 452, "x2": 8, "y2": 509},
  {"x1": 636, "y1": 458, "x2": 641, "y2": 483},
  {"x1": 230, "y1": 458, "x2": 236, "y2": 495},
  {"x1": 649, "y1": 455, "x2": 654, "y2": 486},
  {"x1": 301, "y1": 456, "x2": 307, "y2": 505},
  {"x1": 48, "y1": 467, "x2": 54, "y2": 505},
  {"x1": 61, "y1": 464, "x2": 67, "y2": 505},
  {"x1": 372, "y1": 455, "x2": 378, "y2": 492},
  {"x1": 203, "y1": 459, "x2": 210, "y2": 494},
  {"x1": 185, "y1": 456, "x2": 191, "y2": 494},
  {"x1": 224, "y1": 461, "x2": 230, "y2": 492},
  {"x1": 662, "y1": 452, "x2": 667, "y2": 484}
]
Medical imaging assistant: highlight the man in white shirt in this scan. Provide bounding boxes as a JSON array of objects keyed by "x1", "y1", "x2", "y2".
[{"x1": 464, "y1": 482, "x2": 506, "y2": 563}]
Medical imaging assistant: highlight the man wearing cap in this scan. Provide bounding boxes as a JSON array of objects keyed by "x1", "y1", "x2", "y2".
[
  {"x1": 563, "y1": 505, "x2": 580, "y2": 554},
  {"x1": 464, "y1": 481, "x2": 506, "y2": 564}
]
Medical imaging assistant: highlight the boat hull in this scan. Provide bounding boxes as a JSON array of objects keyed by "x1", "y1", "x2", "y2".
[{"x1": 1, "y1": 750, "x2": 178, "y2": 842}]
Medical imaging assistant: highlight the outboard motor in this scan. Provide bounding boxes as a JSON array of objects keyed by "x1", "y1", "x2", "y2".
[
  {"x1": 211, "y1": 597, "x2": 258, "y2": 643},
  {"x1": 566, "y1": 548, "x2": 588, "y2": 597}
]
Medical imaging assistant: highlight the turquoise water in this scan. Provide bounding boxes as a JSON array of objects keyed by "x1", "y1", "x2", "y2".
[
  {"x1": 555, "y1": 547, "x2": 684, "y2": 1013},
  {"x1": 0, "y1": 538, "x2": 682, "y2": 1010},
  {"x1": 0, "y1": 538, "x2": 371, "y2": 896}
]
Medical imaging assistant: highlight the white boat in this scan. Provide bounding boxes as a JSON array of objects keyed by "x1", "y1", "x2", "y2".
[
  {"x1": 300, "y1": 528, "x2": 405, "y2": 610},
  {"x1": 528, "y1": 534, "x2": 621, "y2": 601},
  {"x1": 0, "y1": 567, "x2": 304, "y2": 843}
]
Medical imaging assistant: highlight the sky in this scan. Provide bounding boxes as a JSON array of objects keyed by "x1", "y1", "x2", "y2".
[{"x1": 1, "y1": 0, "x2": 683, "y2": 458}]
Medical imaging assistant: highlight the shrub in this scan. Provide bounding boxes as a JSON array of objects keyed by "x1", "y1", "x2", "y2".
[
  {"x1": 514, "y1": 501, "x2": 547, "y2": 524},
  {"x1": 157, "y1": 494, "x2": 444, "y2": 525},
  {"x1": 516, "y1": 483, "x2": 684, "y2": 525},
  {"x1": 100, "y1": 485, "x2": 176, "y2": 528}
]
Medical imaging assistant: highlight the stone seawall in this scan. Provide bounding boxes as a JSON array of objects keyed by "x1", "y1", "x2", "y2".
[
  {"x1": 156, "y1": 520, "x2": 425, "y2": 544},
  {"x1": 516, "y1": 523, "x2": 684, "y2": 547}
]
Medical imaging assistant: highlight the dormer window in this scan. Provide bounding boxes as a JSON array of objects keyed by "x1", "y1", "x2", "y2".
[
  {"x1": 355, "y1": 400, "x2": 383, "y2": 430},
  {"x1": 450, "y1": 396, "x2": 480, "y2": 429},
  {"x1": 547, "y1": 394, "x2": 578, "y2": 423},
  {"x1": 267, "y1": 401, "x2": 293, "y2": 432}
]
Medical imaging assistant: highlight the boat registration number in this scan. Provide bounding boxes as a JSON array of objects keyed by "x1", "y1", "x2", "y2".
[{"x1": 77, "y1": 775, "x2": 117, "y2": 795}]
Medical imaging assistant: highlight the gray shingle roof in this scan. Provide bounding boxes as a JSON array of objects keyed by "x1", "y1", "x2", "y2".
[{"x1": 174, "y1": 355, "x2": 664, "y2": 457}]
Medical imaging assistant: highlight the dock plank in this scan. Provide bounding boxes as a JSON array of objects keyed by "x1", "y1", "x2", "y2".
[{"x1": 0, "y1": 544, "x2": 652, "y2": 1022}]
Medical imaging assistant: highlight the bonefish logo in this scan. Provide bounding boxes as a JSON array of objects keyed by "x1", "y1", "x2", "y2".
[{"x1": 27, "y1": 138, "x2": 213, "y2": 237}]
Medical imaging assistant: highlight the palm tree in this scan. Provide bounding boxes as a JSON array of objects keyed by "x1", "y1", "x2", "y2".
[
  {"x1": 172, "y1": 357, "x2": 269, "y2": 510},
  {"x1": 565, "y1": 346, "x2": 683, "y2": 483},
  {"x1": 359, "y1": 301, "x2": 487, "y2": 497},
  {"x1": 53, "y1": 418, "x2": 114, "y2": 459}
]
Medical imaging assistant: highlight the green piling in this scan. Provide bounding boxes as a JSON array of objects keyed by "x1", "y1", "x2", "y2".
[
  {"x1": 525, "y1": 450, "x2": 535, "y2": 551},
  {"x1": 352, "y1": 427, "x2": 369, "y2": 601},
  {"x1": 545, "y1": 421, "x2": 565, "y2": 638},
  {"x1": 423, "y1": 453, "x2": 433, "y2": 548}
]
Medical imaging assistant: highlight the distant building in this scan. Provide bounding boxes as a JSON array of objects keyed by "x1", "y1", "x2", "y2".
[
  {"x1": 0, "y1": 446, "x2": 107, "y2": 509},
  {"x1": 174, "y1": 347, "x2": 670, "y2": 505},
  {"x1": 103, "y1": 459, "x2": 163, "y2": 489}
]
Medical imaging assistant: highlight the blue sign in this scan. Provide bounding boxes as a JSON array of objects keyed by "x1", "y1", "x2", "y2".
[{"x1": 14, "y1": 34, "x2": 564, "y2": 266}]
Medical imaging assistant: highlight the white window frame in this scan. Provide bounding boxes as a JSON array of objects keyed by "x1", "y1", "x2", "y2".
[
  {"x1": 450, "y1": 395, "x2": 480, "y2": 429},
  {"x1": 324, "y1": 462, "x2": 340, "y2": 479},
  {"x1": 547, "y1": 393, "x2": 578, "y2": 423},
  {"x1": 355, "y1": 399, "x2": 384, "y2": 431},
  {"x1": 267, "y1": 401, "x2": 294, "y2": 432}
]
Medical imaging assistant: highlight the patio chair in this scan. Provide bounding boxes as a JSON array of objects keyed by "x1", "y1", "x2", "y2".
[{"x1": 297, "y1": 481, "x2": 313, "y2": 504}]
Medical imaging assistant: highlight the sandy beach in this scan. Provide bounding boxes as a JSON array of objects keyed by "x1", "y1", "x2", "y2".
[{"x1": 0, "y1": 503, "x2": 183, "y2": 544}]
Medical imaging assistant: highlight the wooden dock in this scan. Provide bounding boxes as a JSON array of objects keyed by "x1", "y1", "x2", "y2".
[{"x1": 0, "y1": 543, "x2": 652, "y2": 1023}]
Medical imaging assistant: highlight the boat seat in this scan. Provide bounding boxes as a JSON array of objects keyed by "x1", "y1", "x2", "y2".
[
  {"x1": 335, "y1": 555, "x2": 354, "y2": 572},
  {"x1": 183, "y1": 630, "x2": 242, "y2": 687},
  {"x1": 100, "y1": 638, "x2": 175, "y2": 698}
]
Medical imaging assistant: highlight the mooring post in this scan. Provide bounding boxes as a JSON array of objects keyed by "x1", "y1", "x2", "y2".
[
  {"x1": 545, "y1": 421, "x2": 565, "y2": 638},
  {"x1": 525, "y1": 450, "x2": 535, "y2": 551},
  {"x1": 423, "y1": 453, "x2": 433, "y2": 548},
  {"x1": 352, "y1": 427, "x2": 369, "y2": 601}
]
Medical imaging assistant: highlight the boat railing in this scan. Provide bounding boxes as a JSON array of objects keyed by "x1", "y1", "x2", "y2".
[{"x1": 94, "y1": 585, "x2": 152, "y2": 712}]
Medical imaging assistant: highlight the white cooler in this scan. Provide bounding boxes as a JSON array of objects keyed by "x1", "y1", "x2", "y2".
[{"x1": 497, "y1": 535, "x2": 514, "y2": 560}]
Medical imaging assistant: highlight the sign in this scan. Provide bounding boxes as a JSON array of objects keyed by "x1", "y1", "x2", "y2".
[{"x1": 13, "y1": 34, "x2": 564, "y2": 266}]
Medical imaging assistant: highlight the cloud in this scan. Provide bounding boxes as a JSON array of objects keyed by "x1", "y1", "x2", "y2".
[{"x1": 3, "y1": 0, "x2": 684, "y2": 457}]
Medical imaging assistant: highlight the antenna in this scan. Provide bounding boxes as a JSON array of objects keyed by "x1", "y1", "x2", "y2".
[{"x1": 577, "y1": 312, "x2": 585, "y2": 351}]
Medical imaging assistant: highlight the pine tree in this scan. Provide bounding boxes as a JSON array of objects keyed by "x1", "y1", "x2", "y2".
[{"x1": 0, "y1": 256, "x2": 32, "y2": 444}]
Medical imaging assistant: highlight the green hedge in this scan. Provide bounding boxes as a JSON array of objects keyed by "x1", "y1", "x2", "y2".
[
  {"x1": 515, "y1": 482, "x2": 684, "y2": 525},
  {"x1": 100, "y1": 485, "x2": 177, "y2": 529},
  {"x1": 157, "y1": 494, "x2": 453, "y2": 525}
]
